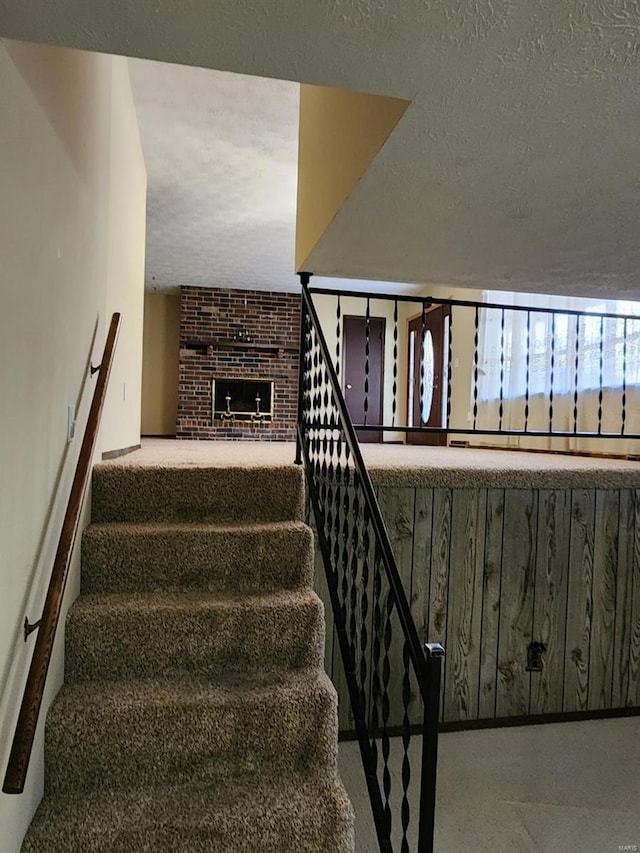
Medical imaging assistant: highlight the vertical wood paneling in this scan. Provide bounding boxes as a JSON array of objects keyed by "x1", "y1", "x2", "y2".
[
  {"x1": 443, "y1": 489, "x2": 487, "y2": 722},
  {"x1": 478, "y1": 489, "x2": 504, "y2": 719},
  {"x1": 530, "y1": 490, "x2": 571, "y2": 715},
  {"x1": 613, "y1": 490, "x2": 634, "y2": 707},
  {"x1": 629, "y1": 490, "x2": 640, "y2": 707},
  {"x1": 564, "y1": 490, "x2": 596, "y2": 713},
  {"x1": 312, "y1": 482, "x2": 639, "y2": 736},
  {"x1": 409, "y1": 488, "x2": 433, "y2": 721},
  {"x1": 377, "y1": 487, "x2": 417, "y2": 727},
  {"x1": 496, "y1": 490, "x2": 537, "y2": 718},
  {"x1": 410, "y1": 489, "x2": 433, "y2": 643},
  {"x1": 429, "y1": 489, "x2": 453, "y2": 717},
  {"x1": 589, "y1": 490, "x2": 620, "y2": 710}
]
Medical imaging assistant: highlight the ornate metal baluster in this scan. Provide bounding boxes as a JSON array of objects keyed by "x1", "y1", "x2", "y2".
[
  {"x1": 498, "y1": 308, "x2": 505, "y2": 432},
  {"x1": 598, "y1": 315, "x2": 604, "y2": 434},
  {"x1": 446, "y1": 307, "x2": 453, "y2": 431},
  {"x1": 622, "y1": 317, "x2": 628, "y2": 436},
  {"x1": 420, "y1": 302, "x2": 426, "y2": 426},
  {"x1": 336, "y1": 294, "x2": 341, "y2": 379},
  {"x1": 381, "y1": 594, "x2": 394, "y2": 835},
  {"x1": 400, "y1": 638, "x2": 412, "y2": 851},
  {"x1": 359, "y1": 504, "x2": 371, "y2": 719},
  {"x1": 549, "y1": 312, "x2": 555, "y2": 433},
  {"x1": 364, "y1": 298, "x2": 371, "y2": 427},
  {"x1": 473, "y1": 306, "x2": 479, "y2": 431},
  {"x1": 350, "y1": 479, "x2": 361, "y2": 688},
  {"x1": 573, "y1": 314, "x2": 580, "y2": 434},
  {"x1": 524, "y1": 310, "x2": 531, "y2": 433},
  {"x1": 341, "y1": 464, "x2": 351, "y2": 630},
  {"x1": 393, "y1": 299, "x2": 398, "y2": 428},
  {"x1": 370, "y1": 543, "x2": 383, "y2": 773},
  {"x1": 330, "y1": 441, "x2": 341, "y2": 575}
]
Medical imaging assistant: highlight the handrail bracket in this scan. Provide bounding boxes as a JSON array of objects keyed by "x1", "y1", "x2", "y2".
[{"x1": 23, "y1": 617, "x2": 41, "y2": 641}]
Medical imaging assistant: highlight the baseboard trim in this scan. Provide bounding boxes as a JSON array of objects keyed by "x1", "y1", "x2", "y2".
[
  {"x1": 338, "y1": 705, "x2": 640, "y2": 741},
  {"x1": 101, "y1": 443, "x2": 141, "y2": 461}
]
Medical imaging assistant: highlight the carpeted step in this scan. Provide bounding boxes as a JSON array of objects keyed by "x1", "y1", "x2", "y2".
[
  {"x1": 44, "y1": 670, "x2": 338, "y2": 797},
  {"x1": 92, "y1": 464, "x2": 304, "y2": 524},
  {"x1": 81, "y1": 520, "x2": 313, "y2": 594},
  {"x1": 23, "y1": 773, "x2": 354, "y2": 853},
  {"x1": 65, "y1": 589, "x2": 325, "y2": 682}
]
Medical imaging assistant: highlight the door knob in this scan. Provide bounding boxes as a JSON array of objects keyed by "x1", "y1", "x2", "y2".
[{"x1": 346, "y1": 384, "x2": 352, "y2": 390}]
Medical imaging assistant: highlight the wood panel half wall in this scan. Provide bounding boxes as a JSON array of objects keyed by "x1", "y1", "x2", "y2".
[{"x1": 312, "y1": 486, "x2": 640, "y2": 734}]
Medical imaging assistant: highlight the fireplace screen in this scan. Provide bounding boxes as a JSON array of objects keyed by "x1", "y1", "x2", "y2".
[{"x1": 212, "y1": 378, "x2": 274, "y2": 423}]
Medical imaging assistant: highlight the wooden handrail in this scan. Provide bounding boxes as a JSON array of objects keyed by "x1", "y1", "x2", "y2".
[{"x1": 3, "y1": 313, "x2": 121, "y2": 794}]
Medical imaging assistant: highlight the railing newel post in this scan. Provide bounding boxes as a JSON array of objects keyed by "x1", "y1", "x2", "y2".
[
  {"x1": 418, "y1": 642, "x2": 445, "y2": 853},
  {"x1": 295, "y1": 272, "x2": 312, "y2": 465}
]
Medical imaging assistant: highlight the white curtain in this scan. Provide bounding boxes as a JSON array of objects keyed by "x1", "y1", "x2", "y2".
[{"x1": 475, "y1": 290, "x2": 640, "y2": 453}]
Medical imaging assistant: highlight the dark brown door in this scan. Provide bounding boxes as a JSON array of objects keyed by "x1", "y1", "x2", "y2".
[
  {"x1": 407, "y1": 306, "x2": 449, "y2": 446},
  {"x1": 343, "y1": 315, "x2": 385, "y2": 443}
]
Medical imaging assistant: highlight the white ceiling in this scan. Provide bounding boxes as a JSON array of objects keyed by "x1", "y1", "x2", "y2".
[
  {"x1": 129, "y1": 58, "x2": 424, "y2": 295},
  {"x1": 3, "y1": 0, "x2": 640, "y2": 299},
  {"x1": 128, "y1": 58, "x2": 302, "y2": 293}
]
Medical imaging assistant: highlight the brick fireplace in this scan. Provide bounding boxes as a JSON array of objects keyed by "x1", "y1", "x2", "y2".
[{"x1": 177, "y1": 286, "x2": 300, "y2": 440}]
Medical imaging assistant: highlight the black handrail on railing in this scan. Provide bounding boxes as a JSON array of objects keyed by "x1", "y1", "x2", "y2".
[
  {"x1": 308, "y1": 285, "x2": 640, "y2": 443},
  {"x1": 3, "y1": 313, "x2": 121, "y2": 795},
  {"x1": 296, "y1": 274, "x2": 444, "y2": 852}
]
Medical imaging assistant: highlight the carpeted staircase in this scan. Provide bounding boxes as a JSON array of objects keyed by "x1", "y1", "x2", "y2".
[{"x1": 23, "y1": 461, "x2": 354, "y2": 852}]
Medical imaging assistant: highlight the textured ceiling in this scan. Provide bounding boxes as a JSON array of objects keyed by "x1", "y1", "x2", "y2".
[
  {"x1": 3, "y1": 0, "x2": 640, "y2": 298},
  {"x1": 129, "y1": 58, "x2": 424, "y2": 294},
  {"x1": 128, "y1": 59, "x2": 302, "y2": 292}
]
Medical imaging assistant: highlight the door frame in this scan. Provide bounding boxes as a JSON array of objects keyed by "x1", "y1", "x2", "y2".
[{"x1": 342, "y1": 314, "x2": 386, "y2": 444}]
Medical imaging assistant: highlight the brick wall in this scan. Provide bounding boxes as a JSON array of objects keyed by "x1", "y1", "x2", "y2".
[{"x1": 177, "y1": 286, "x2": 300, "y2": 441}]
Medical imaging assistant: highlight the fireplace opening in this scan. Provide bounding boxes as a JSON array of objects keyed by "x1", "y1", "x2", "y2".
[{"x1": 212, "y1": 378, "x2": 274, "y2": 423}]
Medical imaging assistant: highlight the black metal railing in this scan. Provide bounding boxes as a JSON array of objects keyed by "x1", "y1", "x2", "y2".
[
  {"x1": 309, "y1": 285, "x2": 640, "y2": 443},
  {"x1": 296, "y1": 274, "x2": 444, "y2": 853}
]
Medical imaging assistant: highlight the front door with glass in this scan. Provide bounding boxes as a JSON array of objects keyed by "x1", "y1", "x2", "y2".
[{"x1": 407, "y1": 306, "x2": 449, "y2": 445}]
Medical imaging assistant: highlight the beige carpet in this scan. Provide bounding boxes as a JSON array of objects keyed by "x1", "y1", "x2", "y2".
[
  {"x1": 23, "y1": 459, "x2": 354, "y2": 852},
  {"x1": 126, "y1": 438, "x2": 640, "y2": 489}
]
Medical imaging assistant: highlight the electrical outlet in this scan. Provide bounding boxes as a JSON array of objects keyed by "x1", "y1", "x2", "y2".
[{"x1": 67, "y1": 405, "x2": 76, "y2": 443}]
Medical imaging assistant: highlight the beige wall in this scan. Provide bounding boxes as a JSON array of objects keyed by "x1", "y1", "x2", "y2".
[
  {"x1": 296, "y1": 85, "x2": 408, "y2": 272},
  {"x1": 101, "y1": 58, "x2": 147, "y2": 450},
  {"x1": 141, "y1": 292, "x2": 180, "y2": 435},
  {"x1": 0, "y1": 40, "x2": 146, "y2": 852}
]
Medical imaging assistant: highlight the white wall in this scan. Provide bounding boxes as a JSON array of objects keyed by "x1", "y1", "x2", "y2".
[{"x1": 0, "y1": 39, "x2": 146, "y2": 852}]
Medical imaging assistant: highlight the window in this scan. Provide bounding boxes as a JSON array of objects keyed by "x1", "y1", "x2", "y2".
[{"x1": 477, "y1": 291, "x2": 640, "y2": 403}]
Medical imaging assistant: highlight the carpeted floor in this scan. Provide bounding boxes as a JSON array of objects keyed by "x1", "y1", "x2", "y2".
[
  {"x1": 339, "y1": 716, "x2": 640, "y2": 852},
  {"x1": 127, "y1": 438, "x2": 640, "y2": 489}
]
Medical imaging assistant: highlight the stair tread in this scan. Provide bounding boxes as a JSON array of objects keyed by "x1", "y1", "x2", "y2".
[
  {"x1": 24, "y1": 773, "x2": 354, "y2": 853},
  {"x1": 45, "y1": 670, "x2": 339, "y2": 797},
  {"x1": 84, "y1": 518, "x2": 311, "y2": 535},
  {"x1": 69, "y1": 586, "x2": 322, "y2": 614},
  {"x1": 65, "y1": 588, "x2": 324, "y2": 683},
  {"x1": 51, "y1": 667, "x2": 335, "y2": 709},
  {"x1": 80, "y1": 517, "x2": 314, "y2": 595},
  {"x1": 91, "y1": 464, "x2": 305, "y2": 523}
]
